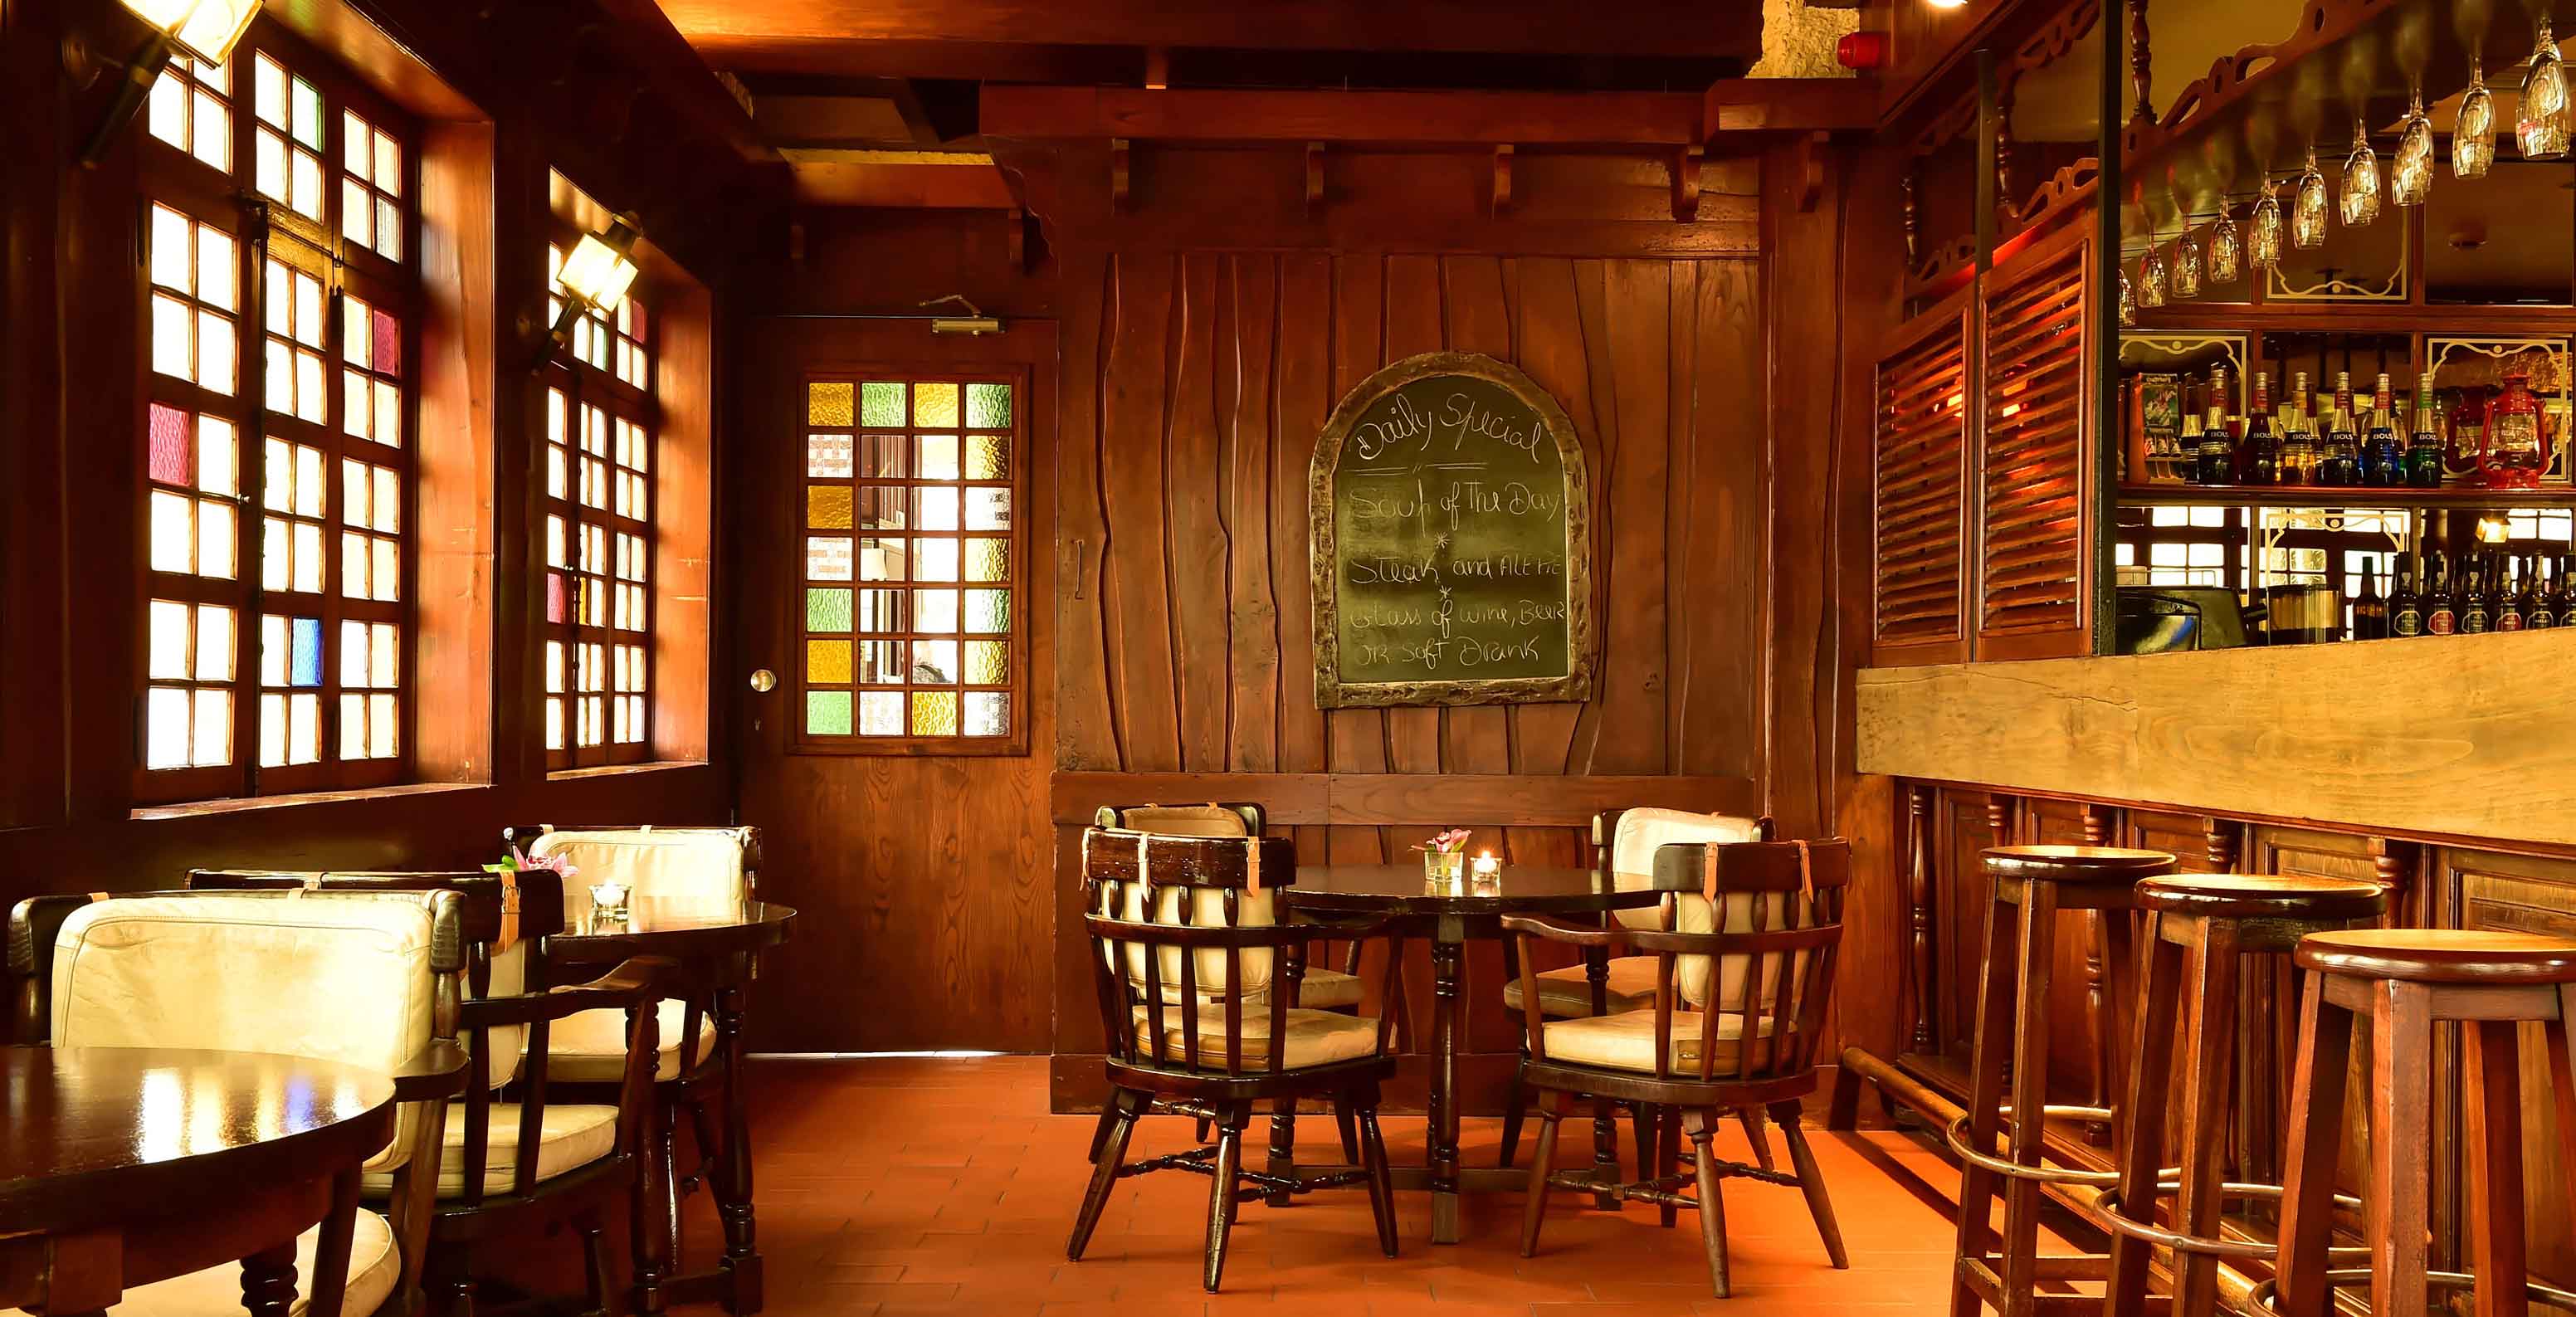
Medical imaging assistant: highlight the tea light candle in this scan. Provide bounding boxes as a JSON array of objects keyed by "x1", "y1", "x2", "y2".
[
  {"x1": 1471, "y1": 852, "x2": 1500, "y2": 880},
  {"x1": 588, "y1": 880, "x2": 631, "y2": 914}
]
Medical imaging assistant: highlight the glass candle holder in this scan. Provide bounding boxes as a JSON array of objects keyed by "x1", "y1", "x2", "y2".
[
  {"x1": 2457, "y1": 58, "x2": 2496, "y2": 178},
  {"x1": 2293, "y1": 151, "x2": 2330, "y2": 249},
  {"x1": 2251, "y1": 187, "x2": 2284, "y2": 267},
  {"x1": 2208, "y1": 211, "x2": 2242, "y2": 283},
  {"x1": 2524, "y1": 19, "x2": 2570, "y2": 160},
  {"x1": 2118, "y1": 263, "x2": 2136, "y2": 326},
  {"x1": 2138, "y1": 246, "x2": 2168, "y2": 308},
  {"x1": 2393, "y1": 99, "x2": 2434, "y2": 206},
  {"x1": 2171, "y1": 233, "x2": 2203, "y2": 298},
  {"x1": 588, "y1": 880, "x2": 632, "y2": 921},
  {"x1": 2341, "y1": 122, "x2": 2381, "y2": 227}
]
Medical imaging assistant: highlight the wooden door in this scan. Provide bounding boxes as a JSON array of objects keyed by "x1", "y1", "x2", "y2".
[{"x1": 735, "y1": 317, "x2": 1059, "y2": 1052}]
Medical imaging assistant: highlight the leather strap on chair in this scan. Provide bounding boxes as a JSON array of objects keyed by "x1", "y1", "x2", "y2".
[
  {"x1": 496, "y1": 871, "x2": 522, "y2": 951},
  {"x1": 1244, "y1": 835, "x2": 1261, "y2": 893}
]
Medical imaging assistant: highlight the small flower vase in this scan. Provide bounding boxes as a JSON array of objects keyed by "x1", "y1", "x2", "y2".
[{"x1": 1423, "y1": 851, "x2": 1465, "y2": 884}]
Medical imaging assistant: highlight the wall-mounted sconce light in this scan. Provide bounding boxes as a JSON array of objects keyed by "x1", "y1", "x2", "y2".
[
  {"x1": 921, "y1": 294, "x2": 1003, "y2": 336},
  {"x1": 549, "y1": 217, "x2": 643, "y2": 350},
  {"x1": 80, "y1": 0, "x2": 262, "y2": 166}
]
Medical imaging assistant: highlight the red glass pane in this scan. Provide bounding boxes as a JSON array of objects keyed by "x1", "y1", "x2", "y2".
[
  {"x1": 546, "y1": 571, "x2": 565, "y2": 623},
  {"x1": 149, "y1": 404, "x2": 191, "y2": 485},
  {"x1": 373, "y1": 311, "x2": 398, "y2": 378}
]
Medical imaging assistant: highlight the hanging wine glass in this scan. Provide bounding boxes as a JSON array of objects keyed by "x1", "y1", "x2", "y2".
[
  {"x1": 2341, "y1": 120, "x2": 2381, "y2": 227},
  {"x1": 2172, "y1": 230, "x2": 2203, "y2": 298},
  {"x1": 2119, "y1": 262, "x2": 2137, "y2": 326},
  {"x1": 2251, "y1": 183, "x2": 2284, "y2": 268},
  {"x1": 2293, "y1": 149, "x2": 2330, "y2": 249},
  {"x1": 2522, "y1": 17, "x2": 2570, "y2": 160},
  {"x1": 2209, "y1": 209, "x2": 2242, "y2": 283},
  {"x1": 2139, "y1": 244, "x2": 2168, "y2": 308},
  {"x1": 2456, "y1": 56, "x2": 2496, "y2": 178},
  {"x1": 2393, "y1": 93, "x2": 2434, "y2": 206}
]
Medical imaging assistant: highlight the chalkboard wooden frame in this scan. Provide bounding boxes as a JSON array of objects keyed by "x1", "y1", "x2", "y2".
[{"x1": 1308, "y1": 350, "x2": 1595, "y2": 709}]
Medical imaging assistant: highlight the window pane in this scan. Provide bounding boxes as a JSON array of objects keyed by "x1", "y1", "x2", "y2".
[
  {"x1": 807, "y1": 382, "x2": 854, "y2": 427},
  {"x1": 964, "y1": 691, "x2": 1009, "y2": 737},
  {"x1": 145, "y1": 687, "x2": 193, "y2": 768},
  {"x1": 806, "y1": 690, "x2": 851, "y2": 736},
  {"x1": 149, "y1": 490, "x2": 195, "y2": 573},
  {"x1": 806, "y1": 588, "x2": 851, "y2": 632},
  {"x1": 807, "y1": 485, "x2": 854, "y2": 529},
  {"x1": 195, "y1": 605, "x2": 234, "y2": 680},
  {"x1": 910, "y1": 690, "x2": 959, "y2": 735},
  {"x1": 149, "y1": 600, "x2": 192, "y2": 679},
  {"x1": 806, "y1": 535, "x2": 853, "y2": 581},
  {"x1": 807, "y1": 433, "x2": 853, "y2": 477},
  {"x1": 198, "y1": 417, "x2": 237, "y2": 495},
  {"x1": 965, "y1": 432, "x2": 1011, "y2": 480},
  {"x1": 913, "y1": 383, "x2": 959, "y2": 427},
  {"x1": 857, "y1": 690, "x2": 902, "y2": 735},
  {"x1": 964, "y1": 383, "x2": 1012, "y2": 429},
  {"x1": 860, "y1": 382, "x2": 905, "y2": 427}
]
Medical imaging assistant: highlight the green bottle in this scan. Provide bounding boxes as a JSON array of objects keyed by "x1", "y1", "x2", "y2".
[{"x1": 2407, "y1": 373, "x2": 2445, "y2": 488}]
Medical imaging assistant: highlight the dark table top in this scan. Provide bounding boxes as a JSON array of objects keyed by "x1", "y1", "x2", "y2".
[
  {"x1": 0, "y1": 1046, "x2": 397, "y2": 1234},
  {"x1": 1281, "y1": 863, "x2": 1659, "y2": 919},
  {"x1": 549, "y1": 895, "x2": 798, "y2": 959}
]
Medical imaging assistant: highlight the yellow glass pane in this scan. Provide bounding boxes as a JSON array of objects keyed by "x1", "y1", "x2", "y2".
[
  {"x1": 807, "y1": 639, "x2": 852, "y2": 685},
  {"x1": 910, "y1": 689, "x2": 959, "y2": 735},
  {"x1": 807, "y1": 382, "x2": 854, "y2": 427},
  {"x1": 807, "y1": 485, "x2": 854, "y2": 529},
  {"x1": 913, "y1": 382, "x2": 959, "y2": 427}
]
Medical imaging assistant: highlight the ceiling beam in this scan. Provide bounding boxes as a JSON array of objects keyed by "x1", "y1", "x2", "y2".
[
  {"x1": 783, "y1": 154, "x2": 1019, "y2": 208},
  {"x1": 656, "y1": 0, "x2": 1762, "y2": 61},
  {"x1": 1700, "y1": 79, "x2": 1877, "y2": 138},
  {"x1": 979, "y1": 87, "x2": 1710, "y2": 147}
]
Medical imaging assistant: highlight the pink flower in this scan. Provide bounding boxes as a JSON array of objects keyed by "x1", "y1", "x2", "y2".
[
  {"x1": 1414, "y1": 828, "x2": 1473, "y2": 855},
  {"x1": 483, "y1": 846, "x2": 580, "y2": 880}
]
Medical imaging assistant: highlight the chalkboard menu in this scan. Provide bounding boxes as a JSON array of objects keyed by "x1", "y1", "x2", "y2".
[{"x1": 1309, "y1": 351, "x2": 1594, "y2": 708}]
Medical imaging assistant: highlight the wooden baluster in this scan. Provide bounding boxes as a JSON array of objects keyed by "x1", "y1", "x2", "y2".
[
  {"x1": 1987, "y1": 798, "x2": 2012, "y2": 846},
  {"x1": 2204, "y1": 818, "x2": 2242, "y2": 871},
  {"x1": 1908, "y1": 784, "x2": 1937, "y2": 1053},
  {"x1": 2081, "y1": 805, "x2": 2115, "y2": 1144},
  {"x1": 2372, "y1": 838, "x2": 2417, "y2": 929},
  {"x1": 2130, "y1": 0, "x2": 2154, "y2": 124}
]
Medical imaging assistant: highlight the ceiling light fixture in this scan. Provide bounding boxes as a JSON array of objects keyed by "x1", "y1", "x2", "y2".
[{"x1": 80, "y1": 0, "x2": 262, "y2": 165}]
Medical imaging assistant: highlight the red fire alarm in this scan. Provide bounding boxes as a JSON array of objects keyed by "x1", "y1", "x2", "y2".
[{"x1": 1837, "y1": 31, "x2": 1890, "y2": 70}]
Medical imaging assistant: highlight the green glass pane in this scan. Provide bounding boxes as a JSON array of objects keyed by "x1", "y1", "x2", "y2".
[
  {"x1": 859, "y1": 382, "x2": 905, "y2": 427},
  {"x1": 807, "y1": 485, "x2": 853, "y2": 529},
  {"x1": 805, "y1": 587, "x2": 851, "y2": 633},
  {"x1": 807, "y1": 383, "x2": 854, "y2": 427},
  {"x1": 910, "y1": 689, "x2": 959, "y2": 736},
  {"x1": 964, "y1": 432, "x2": 1011, "y2": 480},
  {"x1": 964, "y1": 588, "x2": 1011, "y2": 634},
  {"x1": 964, "y1": 537, "x2": 1010, "y2": 583},
  {"x1": 805, "y1": 690, "x2": 851, "y2": 736},
  {"x1": 913, "y1": 382, "x2": 959, "y2": 427},
  {"x1": 964, "y1": 383, "x2": 1012, "y2": 429},
  {"x1": 807, "y1": 638, "x2": 852, "y2": 685},
  {"x1": 964, "y1": 640, "x2": 1007, "y2": 685}
]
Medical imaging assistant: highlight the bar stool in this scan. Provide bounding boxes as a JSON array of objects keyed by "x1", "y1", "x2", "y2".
[
  {"x1": 2254, "y1": 929, "x2": 2576, "y2": 1317},
  {"x1": 2096, "y1": 875, "x2": 2388, "y2": 1317},
  {"x1": 1948, "y1": 844, "x2": 2176, "y2": 1317}
]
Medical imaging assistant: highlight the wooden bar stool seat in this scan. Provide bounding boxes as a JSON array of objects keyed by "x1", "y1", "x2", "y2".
[
  {"x1": 2098, "y1": 875, "x2": 2388, "y2": 1317},
  {"x1": 2260, "y1": 929, "x2": 2576, "y2": 1317},
  {"x1": 1949, "y1": 845, "x2": 2177, "y2": 1317}
]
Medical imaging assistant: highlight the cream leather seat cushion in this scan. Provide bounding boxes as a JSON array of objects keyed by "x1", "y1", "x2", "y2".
[
  {"x1": 110, "y1": 1209, "x2": 398, "y2": 1317},
  {"x1": 362, "y1": 1104, "x2": 617, "y2": 1198},
  {"x1": 51, "y1": 894, "x2": 439, "y2": 1174},
  {"x1": 546, "y1": 1001, "x2": 715, "y2": 1082},
  {"x1": 1539, "y1": 1009, "x2": 1782, "y2": 1074},
  {"x1": 1089, "y1": 830, "x2": 1277, "y2": 998},
  {"x1": 1500, "y1": 956, "x2": 1659, "y2": 1018},
  {"x1": 1129, "y1": 1005, "x2": 1380, "y2": 1070},
  {"x1": 1610, "y1": 809, "x2": 1801, "y2": 1010},
  {"x1": 529, "y1": 828, "x2": 749, "y2": 919},
  {"x1": 1294, "y1": 966, "x2": 1364, "y2": 1009},
  {"x1": 1107, "y1": 805, "x2": 1250, "y2": 838}
]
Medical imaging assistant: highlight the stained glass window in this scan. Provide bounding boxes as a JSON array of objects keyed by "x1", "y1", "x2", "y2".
[
  {"x1": 798, "y1": 376, "x2": 1022, "y2": 750},
  {"x1": 138, "y1": 25, "x2": 418, "y2": 803},
  {"x1": 541, "y1": 227, "x2": 653, "y2": 768}
]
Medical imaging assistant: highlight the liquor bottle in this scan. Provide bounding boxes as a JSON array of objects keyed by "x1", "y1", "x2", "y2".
[
  {"x1": 2424, "y1": 551, "x2": 2456, "y2": 634},
  {"x1": 2177, "y1": 410, "x2": 2205, "y2": 485},
  {"x1": 2238, "y1": 371, "x2": 2280, "y2": 485},
  {"x1": 2408, "y1": 374, "x2": 2445, "y2": 488},
  {"x1": 2552, "y1": 555, "x2": 2575, "y2": 629},
  {"x1": 2195, "y1": 365, "x2": 2234, "y2": 485},
  {"x1": 2353, "y1": 559, "x2": 2389, "y2": 639},
  {"x1": 2390, "y1": 552, "x2": 2424, "y2": 637},
  {"x1": 2461, "y1": 556, "x2": 2492, "y2": 634},
  {"x1": 2321, "y1": 372, "x2": 2361, "y2": 485},
  {"x1": 2363, "y1": 373, "x2": 2404, "y2": 486},
  {"x1": 2278, "y1": 371, "x2": 2317, "y2": 485},
  {"x1": 2504, "y1": 556, "x2": 2536, "y2": 632}
]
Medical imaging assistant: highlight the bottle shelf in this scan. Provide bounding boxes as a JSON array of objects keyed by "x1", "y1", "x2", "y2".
[{"x1": 2117, "y1": 483, "x2": 2576, "y2": 510}]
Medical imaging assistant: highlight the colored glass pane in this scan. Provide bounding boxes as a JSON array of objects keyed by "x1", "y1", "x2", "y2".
[
  {"x1": 807, "y1": 433, "x2": 853, "y2": 477},
  {"x1": 964, "y1": 537, "x2": 1009, "y2": 582},
  {"x1": 910, "y1": 690, "x2": 959, "y2": 735},
  {"x1": 965, "y1": 432, "x2": 1010, "y2": 480},
  {"x1": 290, "y1": 617, "x2": 324, "y2": 685},
  {"x1": 913, "y1": 383, "x2": 959, "y2": 427},
  {"x1": 374, "y1": 311, "x2": 398, "y2": 375},
  {"x1": 805, "y1": 588, "x2": 851, "y2": 632},
  {"x1": 964, "y1": 382, "x2": 1011, "y2": 429},
  {"x1": 805, "y1": 690, "x2": 851, "y2": 736},
  {"x1": 807, "y1": 485, "x2": 854, "y2": 529},
  {"x1": 806, "y1": 639, "x2": 852, "y2": 685},
  {"x1": 964, "y1": 640, "x2": 1007, "y2": 685},
  {"x1": 859, "y1": 382, "x2": 904, "y2": 427},
  {"x1": 149, "y1": 404, "x2": 191, "y2": 485},
  {"x1": 807, "y1": 382, "x2": 854, "y2": 427},
  {"x1": 964, "y1": 588, "x2": 1010, "y2": 633}
]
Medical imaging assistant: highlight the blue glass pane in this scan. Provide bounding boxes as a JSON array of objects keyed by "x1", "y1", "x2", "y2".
[{"x1": 291, "y1": 617, "x2": 323, "y2": 686}]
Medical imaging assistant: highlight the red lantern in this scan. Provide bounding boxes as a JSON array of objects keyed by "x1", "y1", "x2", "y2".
[{"x1": 1837, "y1": 32, "x2": 1890, "y2": 70}]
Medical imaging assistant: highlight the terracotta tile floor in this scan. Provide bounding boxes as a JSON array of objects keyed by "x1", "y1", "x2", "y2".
[{"x1": 695, "y1": 1056, "x2": 2015, "y2": 1317}]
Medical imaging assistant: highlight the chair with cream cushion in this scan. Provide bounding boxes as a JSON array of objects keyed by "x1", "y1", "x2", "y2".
[
  {"x1": 1503, "y1": 837, "x2": 1853, "y2": 1299},
  {"x1": 1497, "y1": 809, "x2": 1779, "y2": 1176},
  {"x1": 1070, "y1": 827, "x2": 1404, "y2": 1292},
  {"x1": 178, "y1": 869, "x2": 671, "y2": 1317},
  {"x1": 10, "y1": 887, "x2": 473, "y2": 1317}
]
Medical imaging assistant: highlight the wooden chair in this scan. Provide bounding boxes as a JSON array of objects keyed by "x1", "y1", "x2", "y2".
[
  {"x1": 178, "y1": 869, "x2": 673, "y2": 1317},
  {"x1": 1499, "y1": 811, "x2": 1781, "y2": 1184},
  {"x1": 1503, "y1": 837, "x2": 1854, "y2": 1298},
  {"x1": 1071, "y1": 827, "x2": 1403, "y2": 1292},
  {"x1": 7, "y1": 887, "x2": 474, "y2": 1317}
]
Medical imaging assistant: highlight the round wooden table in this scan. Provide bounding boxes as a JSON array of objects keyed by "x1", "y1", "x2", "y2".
[
  {"x1": 545, "y1": 896, "x2": 795, "y2": 1317},
  {"x1": 0, "y1": 1046, "x2": 397, "y2": 1317},
  {"x1": 1282, "y1": 863, "x2": 1657, "y2": 1244}
]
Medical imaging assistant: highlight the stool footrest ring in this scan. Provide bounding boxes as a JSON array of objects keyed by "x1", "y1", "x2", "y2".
[
  {"x1": 2247, "y1": 1271, "x2": 2576, "y2": 1315},
  {"x1": 2090, "y1": 1183, "x2": 2369, "y2": 1263},
  {"x1": 1945, "y1": 1109, "x2": 2159, "y2": 1188}
]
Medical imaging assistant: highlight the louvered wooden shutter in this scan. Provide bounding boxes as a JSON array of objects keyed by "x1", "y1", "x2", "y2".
[
  {"x1": 1871, "y1": 295, "x2": 1972, "y2": 665},
  {"x1": 1975, "y1": 226, "x2": 2093, "y2": 659}
]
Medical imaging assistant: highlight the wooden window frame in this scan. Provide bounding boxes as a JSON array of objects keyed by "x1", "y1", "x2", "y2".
[
  {"x1": 540, "y1": 223, "x2": 656, "y2": 770},
  {"x1": 793, "y1": 368, "x2": 1031, "y2": 757},
  {"x1": 133, "y1": 19, "x2": 418, "y2": 806}
]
